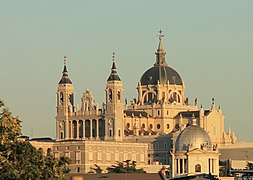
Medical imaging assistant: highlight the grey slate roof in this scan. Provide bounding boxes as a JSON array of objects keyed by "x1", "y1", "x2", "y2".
[
  {"x1": 140, "y1": 64, "x2": 183, "y2": 85},
  {"x1": 58, "y1": 64, "x2": 72, "y2": 84},
  {"x1": 107, "y1": 61, "x2": 121, "y2": 81},
  {"x1": 124, "y1": 110, "x2": 149, "y2": 117},
  {"x1": 176, "y1": 110, "x2": 210, "y2": 118}
]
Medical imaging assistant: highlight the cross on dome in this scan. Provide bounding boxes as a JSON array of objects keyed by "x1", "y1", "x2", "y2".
[{"x1": 159, "y1": 29, "x2": 164, "y2": 40}]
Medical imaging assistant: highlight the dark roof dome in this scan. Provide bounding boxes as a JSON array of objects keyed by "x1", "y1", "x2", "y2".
[
  {"x1": 175, "y1": 122, "x2": 212, "y2": 152},
  {"x1": 140, "y1": 65, "x2": 183, "y2": 85},
  {"x1": 140, "y1": 31, "x2": 183, "y2": 86}
]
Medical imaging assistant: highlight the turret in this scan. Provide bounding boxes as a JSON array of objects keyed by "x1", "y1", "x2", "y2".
[
  {"x1": 105, "y1": 53, "x2": 124, "y2": 141},
  {"x1": 56, "y1": 57, "x2": 74, "y2": 140}
]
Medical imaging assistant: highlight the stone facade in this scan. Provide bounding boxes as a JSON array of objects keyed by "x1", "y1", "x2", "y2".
[
  {"x1": 31, "y1": 33, "x2": 236, "y2": 176},
  {"x1": 31, "y1": 140, "x2": 147, "y2": 173}
]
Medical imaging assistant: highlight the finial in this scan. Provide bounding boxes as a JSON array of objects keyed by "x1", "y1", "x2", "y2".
[
  {"x1": 159, "y1": 29, "x2": 164, "y2": 40},
  {"x1": 112, "y1": 52, "x2": 115, "y2": 62},
  {"x1": 201, "y1": 104, "x2": 203, "y2": 108},
  {"x1": 212, "y1": 98, "x2": 215, "y2": 105},
  {"x1": 191, "y1": 114, "x2": 197, "y2": 125},
  {"x1": 64, "y1": 56, "x2": 67, "y2": 65}
]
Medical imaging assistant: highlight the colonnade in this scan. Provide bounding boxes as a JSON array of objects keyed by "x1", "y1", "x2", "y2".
[
  {"x1": 175, "y1": 158, "x2": 187, "y2": 175},
  {"x1": 67, "y1": 119, "x2": 104, "y2": 139}
]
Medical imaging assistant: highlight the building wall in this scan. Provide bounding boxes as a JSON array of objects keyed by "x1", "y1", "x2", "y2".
[{"x1": 31, "y1": 140, "x2": 148, "y2": 173}]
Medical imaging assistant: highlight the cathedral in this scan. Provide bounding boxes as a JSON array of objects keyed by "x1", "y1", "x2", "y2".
[{"x1": 30, "y1": 32, "x2": 236, "y2": 177}]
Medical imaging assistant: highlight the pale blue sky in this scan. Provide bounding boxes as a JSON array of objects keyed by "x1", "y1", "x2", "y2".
[{"x1": 0, "y1": 1, "x2": 252, "y2": 141}]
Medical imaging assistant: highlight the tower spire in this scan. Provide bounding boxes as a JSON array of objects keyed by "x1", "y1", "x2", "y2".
[
  {"x1": 59, "y1": 56, "x2": 72, "y2": 84},
  {"x1": 107, "y1": 52, "x2": 121, "y2": 81},
  {"x1": 155, "y1": 29, "x2": 166, "y2": 65}
]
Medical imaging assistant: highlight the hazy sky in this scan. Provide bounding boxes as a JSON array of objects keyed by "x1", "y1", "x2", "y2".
[{"x1": 0, "y1": 1, "x2": 252, "y2": 141}]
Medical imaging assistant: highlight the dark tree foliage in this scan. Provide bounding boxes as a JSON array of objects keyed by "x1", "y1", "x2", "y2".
[
  {"x1": 246, "y1": 161, "x2": 253, "y2": 170},
  {"x1": 0, "y1": 100, "x2": 70, "y2": 179},
  {"x1": 91, "y1": 164, "x2": 103, "y2": 173},
  {"x1": 107, "y1": 160, "x2": 146, "y2": 173}
]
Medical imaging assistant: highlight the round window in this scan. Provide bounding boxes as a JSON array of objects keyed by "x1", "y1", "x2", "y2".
[
  {"x1": 157, "y1": 124, "x2": 161, "y2": 129},
  {"x1": 142, "y1": 124, "x2": 145, "y2": 129}
]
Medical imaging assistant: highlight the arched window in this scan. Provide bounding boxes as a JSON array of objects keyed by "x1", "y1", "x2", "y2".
[
  {"x1": 60, "y1": 92, "x2": 64, "y2": 104},
  {"x1": 117, "y1": 91, "x2": 121, "y2": 101},
  {"x1": 79, "y1": 120, "x2": 83, "y2": 138},
  {"x1": 169, "y1": 92, "x2": 181, "y2": 103},
  {"x1": 38, "y1": 148, "x2": 43, "y2": 154},
  {"x1": 109, "y1": 89, "x2": 112, "y2": 102},
  {"x1": 195, "y1": 164, "x2": 201, "y2": 172},
  {"x1": 47, "y1": 148, "x2": 52, "y2": 156},
  {"x1": 73, "y1": 120, "x2": 77, "y2": 138}
]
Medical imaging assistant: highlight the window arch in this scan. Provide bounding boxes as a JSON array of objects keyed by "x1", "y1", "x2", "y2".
[
  {"x1": 60, "y1": 92, "x2": 64, "y2": 104},
  {"x1": 47, "y1": 148, "x2": 52, "y2": 156},
  {"x1": 117, "y1": 91, "x2": 121, "y2": 101},
  {"x1": 142, "y1": 91, "x2": 157, "y2": 104},
  {"x1": 169, "y1": 91, "x2": 181, "y2": 103},
  {"x1": 195, "y1": 164, "x2": 201, "y2": 172}
]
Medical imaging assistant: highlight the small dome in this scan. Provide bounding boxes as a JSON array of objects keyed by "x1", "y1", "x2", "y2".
[
  {"x1": 175, "y1": 125, "x2": 212, "y2": 152},
  {"x1": 140, "y1": 65, "x2": 183, "y2": 85}
]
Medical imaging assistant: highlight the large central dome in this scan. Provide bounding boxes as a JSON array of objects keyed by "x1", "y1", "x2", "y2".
[
  {"x1": 140, "y1": 33, "x2": 183, "y2": 86},
  {"x1": 140, "y1": 65, "x2": 183, "y2": 85}
]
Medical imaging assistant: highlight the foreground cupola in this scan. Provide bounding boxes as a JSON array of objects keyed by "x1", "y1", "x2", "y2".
[{"x1": 170, "y1": 119, "x2": 219, "y2": 177}]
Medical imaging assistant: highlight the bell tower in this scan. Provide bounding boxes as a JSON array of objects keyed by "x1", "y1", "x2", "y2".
[
  {"x1": 56, "y1": 56, "x2": 74, "y2": 140},
  {"x1": 105, "y1": 53, "x2": 124, "y2": 141}
]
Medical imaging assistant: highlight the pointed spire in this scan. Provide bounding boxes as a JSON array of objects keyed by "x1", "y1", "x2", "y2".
[
  {"x1": 158, "y1": 29, "x2": 165, "y2": 51},
  {"x1": 107, "y1": 52, "x2": 121, "y2": 81},
  {"x1": 155, "y1": 29, "x2": 166, "y2": 65},
  {"x1": 59, "y1": 56, "x2": 72, "y2": 84},
  {"x1": 218, "y1": 105, "x2": 223, "y2": 113},
  {"x1": 63, "y1": 56, "x2": 68, "y2": 74},
  {"x1": 228, "y1": 126, "x2": 231, "y2": 136}
]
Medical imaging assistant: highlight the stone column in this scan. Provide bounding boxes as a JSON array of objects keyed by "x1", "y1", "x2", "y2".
[
  {"x1": 65, "y1": 119, "x2": 69, "y2": 140},
  {"x1": 182, "y1": 159, "x2": 185, "y2": 174},
  {"x1": 177, "y1": 159, "x2": 180, "y2": 175},
  {"x1": 96, "y1": 119, "x2": 99, "y2": 138}
]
